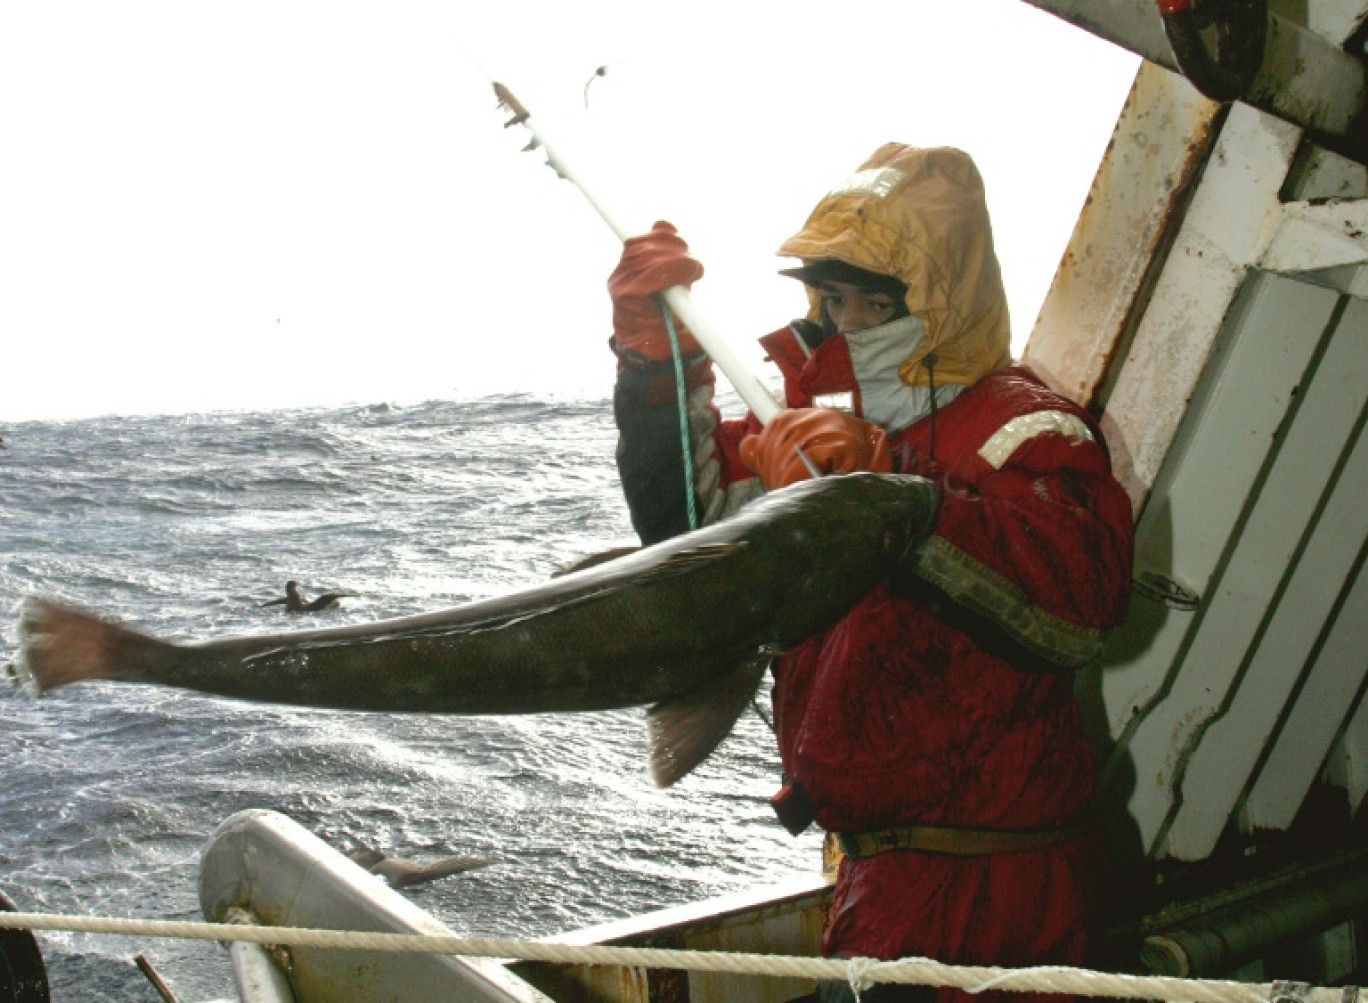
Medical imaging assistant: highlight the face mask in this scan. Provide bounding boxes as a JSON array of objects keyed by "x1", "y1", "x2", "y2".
[{"x1": 807, "y1": 315, "x2": 966, "y2": 432}]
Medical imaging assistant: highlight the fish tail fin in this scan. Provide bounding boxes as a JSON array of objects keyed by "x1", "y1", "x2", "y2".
[
  {"x1": 16, "y1": 597, "x2": 165, "y2": 693},
  {"x1": 646, "y1": 655, "x2": 769, "y2": 788}
]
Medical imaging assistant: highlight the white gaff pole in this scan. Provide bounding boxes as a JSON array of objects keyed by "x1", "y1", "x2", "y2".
[{"x1": 488, "y1": 81, "x2": 782, "y2": 426}]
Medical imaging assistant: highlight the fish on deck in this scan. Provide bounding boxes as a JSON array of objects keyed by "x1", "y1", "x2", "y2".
[
  {"x1": 14, "y1": 473, "x2": 939, "y2": 785},
  {"x1": 260, "y1": 580, "x2": 357, "y2": 612}
]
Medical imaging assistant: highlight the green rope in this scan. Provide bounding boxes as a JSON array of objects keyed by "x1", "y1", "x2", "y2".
[{"x1": 658, "y1": 296, "x2": 699, "y2": 531}]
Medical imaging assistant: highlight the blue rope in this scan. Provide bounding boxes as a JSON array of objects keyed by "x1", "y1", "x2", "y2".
[{"x1": 658, "y1": 296, "x2": 699, "y2": 531}]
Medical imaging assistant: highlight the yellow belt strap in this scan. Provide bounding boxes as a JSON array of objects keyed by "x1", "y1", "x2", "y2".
[{"x1": 835, "y1": 821, "x2": 1088, "y2": 860}]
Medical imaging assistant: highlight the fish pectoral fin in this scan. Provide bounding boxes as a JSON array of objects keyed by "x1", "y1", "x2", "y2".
[{"x1": 646, "y1": 653, "x2": 769, "y2": 788}]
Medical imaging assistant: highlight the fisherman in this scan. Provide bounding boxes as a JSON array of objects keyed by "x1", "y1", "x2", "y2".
[{"x1": 606, "y1": 144, "x2": 1135, "y2": 1002}]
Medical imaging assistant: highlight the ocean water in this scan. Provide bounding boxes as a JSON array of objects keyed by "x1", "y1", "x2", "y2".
[{"x1": 0, "y1": 393, "x2": 822, "y2": 1002}]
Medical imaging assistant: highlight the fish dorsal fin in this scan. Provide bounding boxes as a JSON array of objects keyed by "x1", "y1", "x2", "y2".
[
  {"x1": 553, "y1": 545, "x2": 641, "y2": 577},
  {"x1": 555, "y1": 542, "x2": 741, "y2": 582},
  {"x1": 646, "y1": 653, "x2": 769, "y2": 787}
]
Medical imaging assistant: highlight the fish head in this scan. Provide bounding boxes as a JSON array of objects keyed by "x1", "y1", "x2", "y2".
[
  {"x1": 809, "y1": 471, "x2": 941, "y2": 588},
  {"x1": 743, "y1": 472, "x2": 940, "y2": 647},
  {"x1": 788, "y1": 470, "x2": 939, "y2": 560}
]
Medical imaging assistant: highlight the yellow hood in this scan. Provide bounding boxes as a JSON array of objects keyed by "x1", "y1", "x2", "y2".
[{"x1": 778, "y1": 143, "x2": 1012, "y2": 389}]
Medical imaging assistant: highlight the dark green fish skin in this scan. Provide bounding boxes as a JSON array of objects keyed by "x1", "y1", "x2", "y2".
[{"x1": 18, "y1": 473, "x2": 939, "y2": 716}]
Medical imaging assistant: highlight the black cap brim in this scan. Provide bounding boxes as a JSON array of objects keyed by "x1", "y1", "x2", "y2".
[{"x1": 778, "y1": 259, "x2": 907, "y2": 298}]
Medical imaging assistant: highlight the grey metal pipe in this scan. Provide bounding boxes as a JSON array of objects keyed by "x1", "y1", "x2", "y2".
[{"x1": 1140, "y1": 861, "x2": 1368, "y2": 977}]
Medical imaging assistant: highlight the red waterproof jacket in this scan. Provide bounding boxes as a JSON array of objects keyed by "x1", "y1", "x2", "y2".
[{"x1": 759, "y1": 330, "x2": 1133, "y2": 995}]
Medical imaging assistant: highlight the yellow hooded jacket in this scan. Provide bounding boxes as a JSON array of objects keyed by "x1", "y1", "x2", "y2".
[{"x1": 778, "y1": 144, "x2": 1012, "y2": 389}]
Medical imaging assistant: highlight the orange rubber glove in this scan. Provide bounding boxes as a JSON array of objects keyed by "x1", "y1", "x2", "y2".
[
  {"x1": 739, "y1": 408, "x2": 893, "y2": 490},
  {"x1": 608, "y1": 221, "x2": 705, "y2": 361}
]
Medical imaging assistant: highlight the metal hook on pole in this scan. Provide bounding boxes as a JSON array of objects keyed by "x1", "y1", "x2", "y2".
[{"x1": 485, "y1": 80, "x2": 782, "y2": 426}]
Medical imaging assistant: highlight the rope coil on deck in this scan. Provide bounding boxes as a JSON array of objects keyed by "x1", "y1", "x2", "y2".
[{"x1": 0, "y1": 910, "x2": 1359, "y2": 1002}]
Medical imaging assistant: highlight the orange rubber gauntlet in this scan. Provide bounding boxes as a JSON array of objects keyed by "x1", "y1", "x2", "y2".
[
  {"x1": 739, "y1": 408, "x2": 893, "y2": 490},
  {"x1": 608, "y1": 221, "x2": 705, "y2": 361}
]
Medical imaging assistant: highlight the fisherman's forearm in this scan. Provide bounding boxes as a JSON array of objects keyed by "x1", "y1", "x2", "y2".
[
  {"x1": 901, "y1": 459, "x2": 1133, "y2": 670},
  {"x1": 612, "y1": 359, "x2": 715, "y2": 545}
]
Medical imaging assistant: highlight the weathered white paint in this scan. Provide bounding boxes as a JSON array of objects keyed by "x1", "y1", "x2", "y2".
[
  {"x1": 1162, "y1": 296, "x2": 1368, "y2": 860},
  {"x1": 1099, "y1": 274, "x2": 1340, "y2": 854},
  {"x1": 1290, "y1": 147, "x2": 1368, "y2": 201},
  {"x1": 1262, "y1": 200, "x2": 1368, "y2": 281},
  {"x1": 1101, "y1": 103, "x2": 1301, "y2": 511},
  {"x1": 1304, "y1": 0, "x2": 1368, "y2": 44},
  {"x1": 1024, "y1": 62, "x2": 1218, "y2": 405}
]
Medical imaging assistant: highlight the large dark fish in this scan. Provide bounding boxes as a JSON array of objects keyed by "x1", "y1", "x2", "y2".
[{"x1": 15, "y1": 473, "x2": 938, "y2": 785}]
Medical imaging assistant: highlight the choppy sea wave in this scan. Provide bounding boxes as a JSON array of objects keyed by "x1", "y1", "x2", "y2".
[{"x1": 0, "y1": 393, "x2": 821, "y2": 1001}]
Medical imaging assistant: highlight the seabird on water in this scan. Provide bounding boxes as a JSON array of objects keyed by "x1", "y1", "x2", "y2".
[{"x1": 260, "y1": 580, "x2": 356, "y2": 613}]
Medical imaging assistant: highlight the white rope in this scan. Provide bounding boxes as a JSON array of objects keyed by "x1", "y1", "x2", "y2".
[
  {"x1": 967, "y1": 964, "x2": 1079, "y2": 994},
  {"x1": 0, "y1": 910, "x2": 1355, "y2": 1002},
  {"x1": 845, "y1": 955, "x2": 881, "y2": 999}
]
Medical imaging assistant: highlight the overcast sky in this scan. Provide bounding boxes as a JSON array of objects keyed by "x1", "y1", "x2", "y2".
[{"x1": 0, "y1": 1, "x2": 1140, "y2": 423}]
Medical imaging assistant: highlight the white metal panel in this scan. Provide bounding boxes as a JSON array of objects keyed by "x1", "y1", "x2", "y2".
[
  {"x1": 1297, "y1": 264, "x2": 1368, "y2": 299},
  {"x1": 1100, "y1": 103, "x2": 1301, "y2": 510},
  {"x1": 1304, "y1": 0, "x2": 1368, "y2": 44},
  {"x1": 1289, "y1": 147, "x2": 1368, "y2": 201},
  {"x1": 1242, "y1": 495, "x2": 1368, "y2": 830},
  {"x1": 1162, "y1": 296, "x2": 1368, "y2": 860},
  {"x1": 1262, "y1": 200, "x2": 1368, "y2": 277},
  {"x1": 1096, "y1": 276, "x2": 1339, "y2": 740},
  {"x1": 1095, "y1": 274, "x2": 1341, "y2": 855}
]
